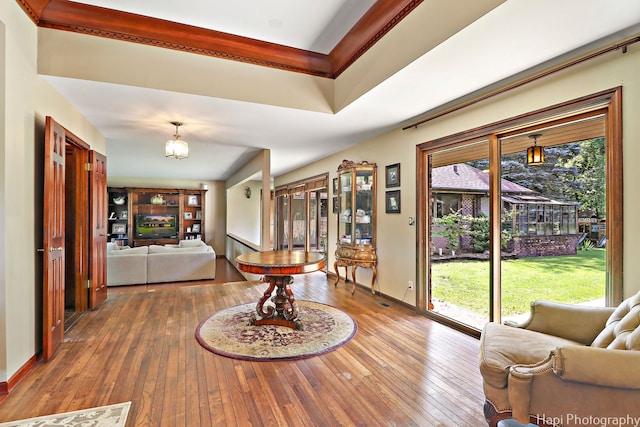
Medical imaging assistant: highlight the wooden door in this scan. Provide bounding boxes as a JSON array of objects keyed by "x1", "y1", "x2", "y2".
[
  {"x1": 43, "y1": 117, "x2": 66, "y2": 361},
  {"x1": 89, "y1": 151, "x2": 108, "y2": 308}
]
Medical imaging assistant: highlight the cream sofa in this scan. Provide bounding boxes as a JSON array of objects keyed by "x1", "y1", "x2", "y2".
[
  {"x1": 107, "y1": 239, "x2": 216, "y2": 286},
  {"x1": 479, "y1": 291, "x2": 640, "y2": 426}
]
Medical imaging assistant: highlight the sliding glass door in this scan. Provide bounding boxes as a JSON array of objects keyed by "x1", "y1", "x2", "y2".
[
  {"x1": 428, "y1": 141, "x2": 491, "y2": 329},
  {"x1": 275, "y1": 175, "x2": 328, "y2": 261},
  {"x1": 499, "y1": 122, "x2": 607, "y2": 323},
  {"x1": 418, "y1": 89, "x2": 622, "y2": 332}
]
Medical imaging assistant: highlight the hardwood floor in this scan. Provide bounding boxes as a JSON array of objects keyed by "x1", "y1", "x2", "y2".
[{"x1": 0, "y1": 259, "x2": 487, "y2": 426}]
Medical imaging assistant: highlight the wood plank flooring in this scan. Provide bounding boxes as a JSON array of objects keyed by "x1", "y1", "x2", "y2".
[{"x1": 0, "y1": 259, "x2": 487, "y2": 427}]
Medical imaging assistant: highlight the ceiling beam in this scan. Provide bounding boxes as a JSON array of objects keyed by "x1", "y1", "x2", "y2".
[{"x1": 16, "y1": 0, "x2": 420, "y2": 78}]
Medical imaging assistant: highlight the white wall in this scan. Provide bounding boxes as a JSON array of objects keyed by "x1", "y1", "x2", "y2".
[
  {"x1": 226, "y1": 181, "x2": 262, "y2": 246},
  {"x1": 0, "y1": 0, "x2": 105, "y2": 382},
  {"x1": 225, "y1": 149, "x2": 271, "y2": 255},
  {"x1": 277, "y1": 43, "x2": 640, "y2": 303}
]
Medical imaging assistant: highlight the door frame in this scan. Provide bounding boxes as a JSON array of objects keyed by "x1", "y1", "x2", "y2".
[{"x1": 43, "y1": 116, "x2": 104, "y2": 360}]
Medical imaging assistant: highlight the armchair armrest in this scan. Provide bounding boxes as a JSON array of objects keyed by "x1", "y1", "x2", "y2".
[
  {"x1": 506, "y1": 300, "x2": 614, "y2": 345},
  {"x1": 507, "y1": 346, "x2": 640, "y2": 423},
  {"x1": 551, "y1": 346, "x2": 640, "y2": 388}
]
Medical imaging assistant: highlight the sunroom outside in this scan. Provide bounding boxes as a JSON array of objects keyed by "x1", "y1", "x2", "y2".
[{"x1": 429, "y1": 138, "x2": 606, "y2": 329}]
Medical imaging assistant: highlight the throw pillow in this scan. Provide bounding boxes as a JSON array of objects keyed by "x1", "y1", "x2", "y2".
[
  {"x1": 110, "y1": 246, "x2": 148, "y2": 255},
  {"x1": 178, "y1": 238, "x2": 204, "y2": 248}
]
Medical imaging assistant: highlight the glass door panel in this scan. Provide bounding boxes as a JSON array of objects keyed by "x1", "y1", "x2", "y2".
[
  {"x1": 355, "y1": 169, "x2": 374, "y2": 244},
  {"x1": 308, "y1": 191, "x2": 318, "y2": 252},
  {"x1": 308, "y1": 190, "x2": 328, "y2": 254},
  {"x1": 428, "y1": 141, "x2": 490, "y2": 329},
  {"x1": 276, "y1": 194, "x2": 289, "y2": 250},
  {"x1": 291, "y1": 191, "x2": 306, "y2": 250},
  {"x1": 338, "y1": 171, "x2": 352, "y2": 243},
  {"x1": 499, "y1": 133, "x2": 606, "y2": 323}
]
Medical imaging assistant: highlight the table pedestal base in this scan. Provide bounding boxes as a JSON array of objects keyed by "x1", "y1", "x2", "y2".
[{"x1": 250, "y1": 275, "x2": 302, "y2": 330}]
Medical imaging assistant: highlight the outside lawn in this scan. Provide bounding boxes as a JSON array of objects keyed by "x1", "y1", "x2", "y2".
[{"x1": 431, "y1": 248, "x2": 606, "y2": 317}]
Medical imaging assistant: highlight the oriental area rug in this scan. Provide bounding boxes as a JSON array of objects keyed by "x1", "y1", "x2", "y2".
[
  {"x1": 0, "y1": 402, "x2": 131, "y2": 427},
  {"x1": 196, "y1": 300, "x2": 357, "y2": 361}
]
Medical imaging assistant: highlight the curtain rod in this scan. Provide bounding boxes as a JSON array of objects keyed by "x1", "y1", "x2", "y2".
[{"x1": 403, "y1": 35, "x2": 640, "y2": 131}]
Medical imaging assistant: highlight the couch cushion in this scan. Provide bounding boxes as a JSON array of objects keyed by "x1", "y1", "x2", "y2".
[
  {"x1": 479, "y1": 322, "x2": 583, "y2": 389},
  {"x1": 148, "y1": 245, "x2": 173, "y2": 253},
  {"x1": 178, "y1": 238, "x2": 205, "y2": 248},
  {"x1": 148, "y1": 244, "x2": 211, "y2": 254},
  {"x1": 176, "y1": 246, "x2": 211, "y2": 253},
  {"x1": 109, "y1": 246, "x2": 148, "y2": 255},
  {"x1": 591, "y1": 292, "x2": 640, "y2": 350}
]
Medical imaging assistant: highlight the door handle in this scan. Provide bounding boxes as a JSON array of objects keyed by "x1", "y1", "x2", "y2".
[
  {"x1": 49, "y1": 247, "x2": 63, "y2": 252},
  {"x1": 37, "y1": 248, "x2": 45, "y2": 252}
]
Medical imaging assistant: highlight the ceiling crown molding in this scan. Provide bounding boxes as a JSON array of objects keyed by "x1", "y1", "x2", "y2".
[{"x1": 16, "y1": 0, "x2": 421, "y2": 78}]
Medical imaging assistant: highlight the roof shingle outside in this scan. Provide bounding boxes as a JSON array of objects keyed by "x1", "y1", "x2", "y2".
[{"x1": 432, "y1": 163, "x2": 534, "y2": 194}]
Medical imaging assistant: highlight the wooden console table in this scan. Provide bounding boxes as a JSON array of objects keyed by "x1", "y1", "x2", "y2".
[
  {"x1": 334, "y1": 246, "x2": 377, "y2": 295},
  {"x1": 236, "y1": 250, "x2": 325, "y2": 330}
]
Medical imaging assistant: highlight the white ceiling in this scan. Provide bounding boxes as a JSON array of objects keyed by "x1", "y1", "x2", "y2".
[
  {"x1": 70, "y1": 0, "x2": 377, "y2": 54},
  {"x1": 44, "y1": 0, "x2": 640, "y2": 182}
]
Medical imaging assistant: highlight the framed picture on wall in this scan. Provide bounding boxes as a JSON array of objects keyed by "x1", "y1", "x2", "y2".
[
  {"x1": 385, "y1": 190, "x2": 401, "y2": 214},
  {"x1": 385, "y1": 163, "x2": 400, "y2": 187},
  {"x1": 333, "y1": 178, "x2": 338, "y2": 195},
  {"x1": 333, "y1": 197, "x2": 338, "y2": 214}
]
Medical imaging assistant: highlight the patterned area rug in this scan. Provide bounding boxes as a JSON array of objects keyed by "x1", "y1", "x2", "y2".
[
  {"x1": 196, "y1": 300, "x2": 357, "y2": 361},
  {"x1": 0, "y1": 402, "x2": 131, "y2": 427}
]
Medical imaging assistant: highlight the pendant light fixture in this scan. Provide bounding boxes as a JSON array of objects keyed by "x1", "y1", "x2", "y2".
[
  {"x1": 165, "y1": 121, "x2": 189, "y2": 159},
  {"x1": 526, "y1": 133, "x2": 544, "y2": 165}
]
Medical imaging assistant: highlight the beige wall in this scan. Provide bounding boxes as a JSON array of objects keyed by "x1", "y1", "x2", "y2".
[
  {"x1": 277, "y1": 43, "x2": 640, "y2": 303},
  {"x1": 1, "y1": 1, "x2": 105, "y2": 382}
]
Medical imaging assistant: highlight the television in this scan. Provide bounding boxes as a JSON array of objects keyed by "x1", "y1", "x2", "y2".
[{"x1": 135, "y1": 214, "x2": 177, "y2": 239}]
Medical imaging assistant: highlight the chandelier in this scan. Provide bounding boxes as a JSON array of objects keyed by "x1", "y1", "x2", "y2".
[{"x1": 165, "y1": 121, "x2": 189, "y2": 159}]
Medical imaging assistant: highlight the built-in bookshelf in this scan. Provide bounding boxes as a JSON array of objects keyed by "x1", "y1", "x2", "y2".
[{"x1": 107, "y1": 187, "x2": 206, "y2": 247}]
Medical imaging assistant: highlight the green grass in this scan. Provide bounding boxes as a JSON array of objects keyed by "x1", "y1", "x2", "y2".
[{"x1": 431, "y1": 249, "x2": 606, "y2": 317}]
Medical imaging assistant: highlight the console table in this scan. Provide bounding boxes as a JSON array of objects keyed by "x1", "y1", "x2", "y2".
[{"x1": 236, "y1": 250, "x2": 325, "y2": 330}]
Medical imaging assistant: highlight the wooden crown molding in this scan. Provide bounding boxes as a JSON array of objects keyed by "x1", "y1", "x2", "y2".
[{"x1": 16, "y1": 0, "x2": 421, "y2": 79}]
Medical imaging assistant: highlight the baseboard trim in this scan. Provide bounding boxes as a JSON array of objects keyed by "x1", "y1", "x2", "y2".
[{"x1": 0, "y1": 354, "x2": 39, "y2": 403}]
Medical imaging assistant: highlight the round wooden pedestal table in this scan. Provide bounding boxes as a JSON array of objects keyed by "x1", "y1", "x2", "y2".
[{"x1": 236, "y1": 251, "x2": 326, "y2": 330}]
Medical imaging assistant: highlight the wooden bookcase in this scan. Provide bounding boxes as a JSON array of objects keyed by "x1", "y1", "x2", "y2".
[{"x1": 107, "y1": 187, "x2": 206, "y2": 247}]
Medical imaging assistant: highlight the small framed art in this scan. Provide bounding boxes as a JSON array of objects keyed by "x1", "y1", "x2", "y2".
[
  {"x1": 112, "y1": 223, "x2": 126, "y2": 234},
  {"x1": 192, "y1": 223, "x2": 201, "y2": 233},
  {"x1": 184, "y1": 212, "x2": 193, "y2": 219},
  {"x1": 385, "y1": 163, "x2": 400, "y2": 188},
  {"x1": 187, "y1": 195, "x2": 198, "y2": 206},
  {"x1": 385, "y1": 190, "x2": 401, "y2": 214}
]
